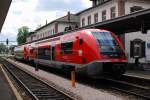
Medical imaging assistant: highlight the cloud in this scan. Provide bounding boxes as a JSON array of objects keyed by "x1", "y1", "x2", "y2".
[
  {"x1": 0, "y1": 31, "x2": 17, "y2": 45},
  {"x1": 1, "y1": 0, "x2": 91, "y2": 45},
  {"x1": 1, "y1": 0, "x2": 59, "y2": 42},
  {"x1": 36, "y1": 0, "x2": 91, "y2": 13},
  {"x1": 81, "y1": 0, "x2": 92, "y2": 8}
]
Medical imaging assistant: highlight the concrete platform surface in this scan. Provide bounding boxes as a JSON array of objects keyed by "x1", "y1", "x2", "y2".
[
  {"x1": 6, "y1": 58, "x2": 132, "y2": 100},
  {"x1": 125, "y1": 70, "x2": 150, "y2": 80},
  {"x1": 0, "y1": 66, "x2": 16, "y2": 100}
]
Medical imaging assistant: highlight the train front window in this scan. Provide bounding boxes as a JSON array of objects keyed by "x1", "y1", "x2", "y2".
[{"x1": 92, "y1": 32, "x2": 124, "y2": 58}]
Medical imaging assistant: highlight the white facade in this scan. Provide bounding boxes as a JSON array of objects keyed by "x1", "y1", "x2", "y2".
[
  {"x1": 79, "y1": 0, "x2": 118, "y2": 27},
  {"x1": 36, "y1": 23, "x2": 56, "y2": 40},
  {"x1": 58, "y1": 23, "x2": 77, "y2": 33},
  {"x1": 27, "y1": 13, "x2": 79, "y2": 42},
  {"x1": 78, "y1": 0, "x2": 150, "y2": 27},
  {"x1": 36, "y1": 22, "x2": 77, "y2": 40},
  {"x1": 125, "y1": 31, "x2": 150, "y2": 63}
]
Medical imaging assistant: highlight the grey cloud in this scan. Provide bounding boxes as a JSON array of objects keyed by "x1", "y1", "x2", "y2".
[
  {"x1": 36, "y1": 0, "x2": 85, "y2": 12},
  {"x1": 0, "y1": 32, "x2": 17, "y2": 45},
  {"x1": 12, "y1": 0, "x2": 29, "y2": 3}
]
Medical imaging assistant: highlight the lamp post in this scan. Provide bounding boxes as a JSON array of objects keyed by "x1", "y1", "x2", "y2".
[
  {"x1": 6, "y1": 38, "x2": 9, "y2": 57},
  {"x1": 35, "y1": 47, "x2": 39, "y2": 71}
]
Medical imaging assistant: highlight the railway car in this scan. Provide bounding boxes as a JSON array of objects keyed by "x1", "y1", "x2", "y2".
[
  {"x1": 14, "y1": 29, "x2": 127, "y2": 76},
  {"x1": 14, "y1": 45, "x2": 25, "y2": 60}
]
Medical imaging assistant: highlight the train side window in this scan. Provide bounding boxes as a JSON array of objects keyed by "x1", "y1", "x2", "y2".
[
  {"x1": 38, "y1": 48, "x2": 50, "y2": 60},
  {"x1": 38, "y1": 48, "x2": 44, "y2": 59},
  {"x1": 61, "y1": 42, "x2": 73, "y2": 54},
  {"x1": 45, "y1": 49, "x2": 50, "y2": 56}
]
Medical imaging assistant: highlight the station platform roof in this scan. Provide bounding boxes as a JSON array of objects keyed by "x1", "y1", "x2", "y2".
[
  {"x1": 0, "y1": 0, "x2": 12, "y2": 32},
  {"x1": 82, "y1": 8, "x2": 150, "y2": 34}
]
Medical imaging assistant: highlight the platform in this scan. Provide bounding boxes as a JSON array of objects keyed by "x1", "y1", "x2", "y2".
[
  {"x1": 0, "y1": 65, "x2": 17, "y2": 100},
  {"x1": 124, "y1": 70, "x2": 150, "y2": 80}
]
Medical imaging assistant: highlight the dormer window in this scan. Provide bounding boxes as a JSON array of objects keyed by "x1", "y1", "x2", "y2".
[{"x1": 130, "y1": 6, "x2": 144, "y2": 13}]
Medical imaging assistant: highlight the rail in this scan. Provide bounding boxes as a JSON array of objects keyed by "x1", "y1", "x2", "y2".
[{"x1": 1, "y1": 58, "x2": 75, "y2": 100}]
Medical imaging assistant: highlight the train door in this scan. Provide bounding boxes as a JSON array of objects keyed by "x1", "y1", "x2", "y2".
[
  {"x1": 130, "y1": 39, "x2": 145, "y2": 58},
  {"x1": 51, "y1": 46, "x2": 55, "y2": 61}
]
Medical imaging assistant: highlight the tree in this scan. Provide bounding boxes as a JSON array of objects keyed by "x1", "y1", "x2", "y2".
[{"x1": 17, "y1": 26, "x2": 29, "y2": 45}]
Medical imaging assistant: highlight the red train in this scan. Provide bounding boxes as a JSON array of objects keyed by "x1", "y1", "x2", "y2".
[{"x1": 14, "y1": 29, "x2": 127, "y2": 76}]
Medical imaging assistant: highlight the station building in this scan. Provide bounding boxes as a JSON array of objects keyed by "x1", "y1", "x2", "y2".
[
  {"x1": 26, "y1": 13, "x2": 79, "y2": 42},
  {"x1": 77, "y1": 0, "x2": 150, "y2": 26},
  {"x1": 27, "y1": 0, "x2": 150, "y2": 64}
]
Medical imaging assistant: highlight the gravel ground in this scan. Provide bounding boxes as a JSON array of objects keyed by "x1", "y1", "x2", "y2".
[{"x1": 7, "y1": 58, "x2": 140, "y2": 100}]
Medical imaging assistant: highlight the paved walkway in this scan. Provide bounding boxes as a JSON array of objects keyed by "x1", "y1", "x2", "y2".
[
  {"x1": 125, "y1": 70, "x2": 150, "y2": 80},
  {"x1": 0, "y1": 65, "x2": 16, "y2": 100}
]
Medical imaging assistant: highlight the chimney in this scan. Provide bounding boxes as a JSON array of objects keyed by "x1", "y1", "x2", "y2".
[
  {"x1": 91, "y1": 0, "x2": 96, "y2": 7},
  {"x1": 46, "y1": 20, "x2": 47, "y2": 25},
  {"x1": 68, "y1": 11, "x2": 70, "y2": 22},
  {"x1": 118, "y1": 0, "x2": 125, "y2": 16}
]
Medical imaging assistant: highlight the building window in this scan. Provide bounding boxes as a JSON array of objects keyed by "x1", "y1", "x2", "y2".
[
  {"x1": 94, "y1": 13, "x2": 98, "y2": 23},
  {"x1": 93, "y1": 0, "x2": 97, "y2": 6},
  {"x1": 110, "y1": 6, "x2": 116, "y2": 19},
  {"x1": 130, "y1": 6, "x2": 143, "y2": 13},
  {"x1": 37, "y1": 35, "x2": 38, "y2": 39},
  {"x1": 97, "y1": 0, "x2": 110, "y2": 4},
  {"x1": 51, "y1": 30, "x2": 52, "y2": 35},
  {"x1": 51, "y1": 29, "x2": 55, "y2": 35},
  {"x1": 102, "y1": 10, "x2": 106, "y2": 21},
  {"x1": 82, "y1": 18, "x2": 85, "y2": 27},
  {"x1": 98, "y1": 0, "x2": 104, "y2": 5},
  {"x1": 97, "y1": 0, "x2": 100, "y2": 5},
  {"x1": 53, "y1": 29, "x2": 55, "y2": 34},
  {"x1": 87, "y1": 15, "x2": 91, "y2": 25}
]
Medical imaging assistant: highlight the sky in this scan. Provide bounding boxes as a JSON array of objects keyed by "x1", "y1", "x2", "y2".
[{"x1": 0, "y1": 0, "x2": 92, "y2": 45}]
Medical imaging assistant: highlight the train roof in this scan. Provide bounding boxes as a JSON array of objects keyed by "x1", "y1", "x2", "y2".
[{"x1": 15, "y1": 28, "x2": 111, "y2": 48}]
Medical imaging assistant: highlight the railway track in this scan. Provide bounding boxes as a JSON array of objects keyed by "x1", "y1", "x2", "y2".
[
  {"x1": 104, "y1": 77, "x2": 150, "y2": 100},
  {"x1": 0, "y1": 58, "x2": 74, "y2": 100},
  {"x1": 4, "y1": 58, "x2": 150, "y2": 99}
]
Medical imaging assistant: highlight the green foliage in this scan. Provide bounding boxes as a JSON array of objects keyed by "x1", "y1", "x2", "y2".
[
  {"x1": 0, "y1": 43, "x2": 7, "y2": 54},
  {"x1": 17, "y1": 26, "x2": 29, "y2": 45}
]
